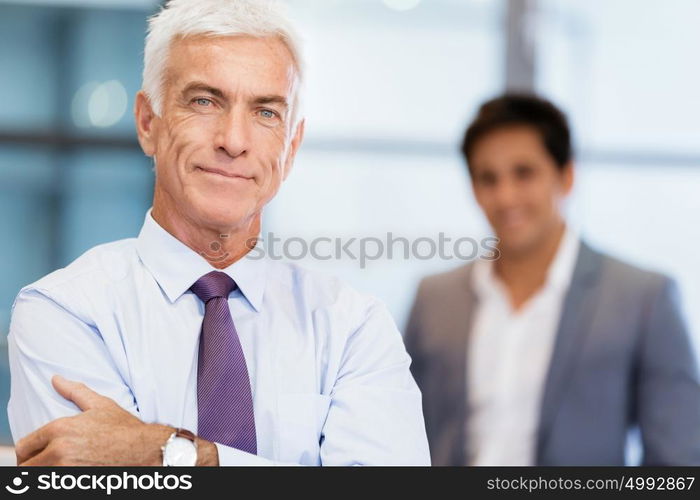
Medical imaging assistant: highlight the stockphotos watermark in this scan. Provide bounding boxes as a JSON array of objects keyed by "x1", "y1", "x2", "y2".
[
  {"x1": 197, "y1": 232, "x2": 501, "y2": 268},
  {"x1": 4, "y1": 470, "x2": 192, "y2": 495}
]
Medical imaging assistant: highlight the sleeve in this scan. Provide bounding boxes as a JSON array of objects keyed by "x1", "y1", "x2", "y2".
[
  {"x1": 7, "y1": 288, "x2": 139, "y2": 442},
  {"x1": 637, "y1": 277, "x2": 700, "y2": 465},
  {"x1": 318, "y1": 299, "x2": 431, "y2": 466},
  {"x1": 214, "y1": 444, "x2": 279, "y2": 466}
]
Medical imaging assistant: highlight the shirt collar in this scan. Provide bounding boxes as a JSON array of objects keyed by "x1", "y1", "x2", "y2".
[
  {"x1": 135, "y1": 209, "x2": 266, "y2": 311},
  {"x1": 471, "y1": 254, "x2": 505, "y2": 301},
  {"x1": 472, "y1": 224, "x2": 581, "y2": 299}
]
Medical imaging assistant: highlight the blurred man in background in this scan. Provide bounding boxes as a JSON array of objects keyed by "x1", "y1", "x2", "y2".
[{"x1": 405, "y1": 94, "x2": 700, "y2": 465}]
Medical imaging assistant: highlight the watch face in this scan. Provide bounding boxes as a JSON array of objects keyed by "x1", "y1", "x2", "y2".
[{"x1": 165, "y1": 437, "x2": 197, "y2": 466}]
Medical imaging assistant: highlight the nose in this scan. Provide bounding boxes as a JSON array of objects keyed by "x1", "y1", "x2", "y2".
[
  {"x1": 214, "y1": 108, "x2": 251, "y2": 159},
  {"x1": 492, "y1": 176, "x2": 520, "y2": 208}
]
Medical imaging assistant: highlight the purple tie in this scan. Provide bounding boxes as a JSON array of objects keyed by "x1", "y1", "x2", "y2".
[{"x1": 191, "y1": 271, "x2": 257, "y2": 454}]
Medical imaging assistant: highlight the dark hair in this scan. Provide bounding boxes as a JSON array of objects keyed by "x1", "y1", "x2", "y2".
[{"x1": 461, "y1": 93, "x2": 573, "y2": 171}]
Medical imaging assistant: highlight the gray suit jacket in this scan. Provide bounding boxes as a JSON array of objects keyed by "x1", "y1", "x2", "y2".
[{"x1": 405, "y1": 241, "x2": 700, "y2": 465}]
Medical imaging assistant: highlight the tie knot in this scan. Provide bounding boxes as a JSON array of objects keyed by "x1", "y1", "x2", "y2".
[{"x1": 190, "y1": 271, "x2": 237, "y2": 303}]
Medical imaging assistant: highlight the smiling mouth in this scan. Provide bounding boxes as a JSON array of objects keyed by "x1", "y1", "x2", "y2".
[{"x1": 196, "y1": 166, "x2": 253, "y2": 180}]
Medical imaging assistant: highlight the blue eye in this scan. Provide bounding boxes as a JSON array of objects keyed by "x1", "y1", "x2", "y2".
[
  {"x1": 194, "y1": 98, "x2": 212, "y2": 106},
  {"x1": 260, "y1": 109, "x2": 277, "y2": 119}
]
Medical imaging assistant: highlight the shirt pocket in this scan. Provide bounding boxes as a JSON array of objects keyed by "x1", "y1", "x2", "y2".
[{"x1": 276, "y1": 393, "x2": 332, "y2": 465}]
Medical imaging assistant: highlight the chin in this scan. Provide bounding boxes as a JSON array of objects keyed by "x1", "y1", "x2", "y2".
[
  {"x1": 495, "y1": 228, "x2": 539, "y2": 255},
  {"x1": 190, "y1": 198, "x2": 256, "y2": 232}
]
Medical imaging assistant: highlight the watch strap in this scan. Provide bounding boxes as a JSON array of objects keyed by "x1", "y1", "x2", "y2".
[{"x1": 174, "y1": 428, "x2": 196, "y2": 442}]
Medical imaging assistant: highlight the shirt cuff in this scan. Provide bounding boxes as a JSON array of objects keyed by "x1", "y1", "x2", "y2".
[{"x1": 214, "y1": 443, "x2": 277, "y2": 466}]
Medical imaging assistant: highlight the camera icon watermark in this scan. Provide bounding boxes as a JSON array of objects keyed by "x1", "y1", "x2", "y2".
[{"x1": 5, "y1": 471, "x2": 29, "y2": 495}]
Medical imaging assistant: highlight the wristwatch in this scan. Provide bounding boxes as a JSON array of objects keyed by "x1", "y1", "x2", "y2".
[{"x1": 161, "y1": 428, "x2": 198, "y2": 466}]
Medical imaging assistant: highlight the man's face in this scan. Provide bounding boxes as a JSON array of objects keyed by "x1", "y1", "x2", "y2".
[
  {"x1": 469, "y1": 125, "x2": 573, "y2": 255},
  {"x1": 136, "y1": 35, "x2": 303, "y2": 232}
]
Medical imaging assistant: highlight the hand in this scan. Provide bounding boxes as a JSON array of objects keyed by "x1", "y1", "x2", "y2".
[{"x1": 16, "y1": 375, "x2": 173, "y2": 466}]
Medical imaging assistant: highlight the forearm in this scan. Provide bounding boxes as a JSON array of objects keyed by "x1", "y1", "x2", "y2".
[{"x1": 141, "y1": 424, "x2": 177, "y2": 466}]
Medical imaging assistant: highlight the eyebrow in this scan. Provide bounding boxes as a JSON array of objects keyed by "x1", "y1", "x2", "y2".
[
  {"x1": 181, "y1": 82, "x2": 226, "y2": 100},
  {"x1": 253, "y1": 95, "x2": 289, "y2": 109},
  {"x1": 181, "y1": 82, "x2": 288, "y2": 108}
]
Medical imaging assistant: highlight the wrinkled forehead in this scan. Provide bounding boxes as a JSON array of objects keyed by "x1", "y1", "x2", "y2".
[{"x1": 163, "y1": 34, "x2": 300, "y2": 98}]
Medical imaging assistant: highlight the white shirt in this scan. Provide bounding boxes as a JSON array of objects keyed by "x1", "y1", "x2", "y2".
[
  {"x1": 8, "y1": 210, "x2": 430, "y2": 466},
  {"x1": 467, "y1": 227, "x2": 580, "y2": 466}
]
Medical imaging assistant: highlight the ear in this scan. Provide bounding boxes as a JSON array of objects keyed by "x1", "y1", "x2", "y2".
[
  {"x1": 560, "y1": 161, "x2": 575, "y2": 196},
  {"x1": 134, "y1": 90, "x2": 158, "y2": 157},
  {"x1": 282, "y1": 118, "x2": 305, "y2": 181}
]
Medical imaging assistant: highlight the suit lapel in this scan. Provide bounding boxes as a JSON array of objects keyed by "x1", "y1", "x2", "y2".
[{"x1": 536, "y1": 241, "x2": 603, "y2": 461}]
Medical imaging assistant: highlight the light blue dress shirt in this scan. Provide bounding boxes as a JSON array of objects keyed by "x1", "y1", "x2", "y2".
[{"x1": 8, "y1": 210, "x2": 430, "y2": 465}]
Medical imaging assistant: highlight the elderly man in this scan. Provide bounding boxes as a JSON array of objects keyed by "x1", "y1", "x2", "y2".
[{"x1": 8, "y1": 0, "x2": 430, "y2": 466}]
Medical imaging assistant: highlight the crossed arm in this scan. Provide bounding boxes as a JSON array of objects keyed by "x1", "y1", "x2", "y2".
[
  {"x1": 9, "y1": 288, "x2": 431, "y2": 466},
  {"x1": 15, "y1": 375, "x2": 219, "y2": 466}
]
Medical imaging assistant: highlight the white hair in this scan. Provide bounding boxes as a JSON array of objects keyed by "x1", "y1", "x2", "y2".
[{"x1": 142, "y1": 0, "x2": 304, "y2": 119}]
